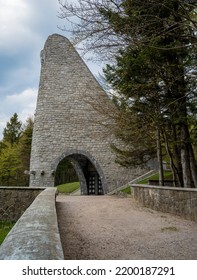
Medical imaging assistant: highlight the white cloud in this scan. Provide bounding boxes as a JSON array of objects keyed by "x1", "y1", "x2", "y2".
[
  {"x1": 0, "y1": 0, "x2": 64, "y2": 141},
  {"x1": 0, "y1": 0, "x2": 38, "y2": 54},
  {"x1": 6, "y1": 88, "x2": 38, "y2": 117},
  {"x1": 0, "y1": 88, "x2": 38, "y2": 140},
  {"x1": 0, "y1": 113, "x2": 9, "y2": 138},
  {"x1": 0, "y1": 0, "x2": 62, "y2": 56}
]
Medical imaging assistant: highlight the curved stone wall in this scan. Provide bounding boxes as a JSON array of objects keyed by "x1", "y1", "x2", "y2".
[{"x1": 0, "y1": 188, "x2": 64, "y2": 260}]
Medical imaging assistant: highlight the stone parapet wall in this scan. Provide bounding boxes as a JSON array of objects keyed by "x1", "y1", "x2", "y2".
[
  {"x1": 0, "y1": 188, "x2": 64, "y2": 260},
  {"x1": 0, "y1": 187, "x2": 45, "y2": 222},
  {"x1": 131, "y1": 184, "x2": 197, "y2": 221}
]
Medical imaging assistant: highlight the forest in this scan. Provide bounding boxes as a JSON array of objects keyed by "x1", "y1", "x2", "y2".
[{"x1": 0, "y1": 113, "x2": 33, "y2": 186}]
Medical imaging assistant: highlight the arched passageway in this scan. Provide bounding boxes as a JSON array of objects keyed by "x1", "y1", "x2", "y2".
[
  {"x1": 55, "y1": 158, "x2": 78, "y2": 186},
  {"x1": 52, "y1": 150, "x2": 106, "y2": 195}
]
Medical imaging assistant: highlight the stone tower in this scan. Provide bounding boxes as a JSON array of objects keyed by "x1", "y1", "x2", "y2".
[{"x1": 29, "y1": 34, "x2": 143, "y2": 194}]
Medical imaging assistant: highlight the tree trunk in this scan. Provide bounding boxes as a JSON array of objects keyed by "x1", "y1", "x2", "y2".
[
  {"x1": 189, "y1": 142, "x2": 197, "y2": 188},
  {"x1": 171, "y1": 125, "x2": 184, "y2": 187},
  {"x1": 157, "y1": 127, "x2": 164, "y2": 186},
  {"x1": 162, "y1": 128, "x2": 178, "y2": 187},
  {"x1": 181, "y1": 123, "x2": 192, "y2": 188}
]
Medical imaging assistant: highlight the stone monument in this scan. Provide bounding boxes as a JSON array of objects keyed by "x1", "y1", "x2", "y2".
[{"x1": 29, "y1": 34, "x2": 144, "y2": 194}]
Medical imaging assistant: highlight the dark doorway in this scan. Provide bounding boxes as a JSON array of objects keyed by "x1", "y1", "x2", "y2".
[
  {"x1": 55, "y1": 158, "x2": 78, "y2": 186},
  {"x1": 86, "y1": 161, "x2": 103, "y2": 195},
  {"x1": 54, "y1": 153, "x2": 104, "y2": 195}
]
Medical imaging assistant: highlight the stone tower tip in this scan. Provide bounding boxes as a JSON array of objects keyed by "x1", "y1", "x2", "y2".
[{"x1": 47, "y1": 33, "x2": 70, "y2": 42}]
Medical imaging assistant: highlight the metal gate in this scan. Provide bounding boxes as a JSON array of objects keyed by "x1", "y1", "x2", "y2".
[{"x1": 87, "y1": 171, "x2": 103, "y2": 195}]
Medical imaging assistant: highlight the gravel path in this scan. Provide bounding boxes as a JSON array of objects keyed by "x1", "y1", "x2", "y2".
[{"x1": 56, "y1": 194, "x2": 197, "y2": 260}]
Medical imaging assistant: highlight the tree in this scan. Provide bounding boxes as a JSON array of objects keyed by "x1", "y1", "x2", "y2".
[
  {"x1": 55, "y1": 158, "x2": 78, "y2": 186},
  {"x1": 58, "y1": 0, "x2": 126, "y2": 60},
  {"x1": 18, "y1": 117, "x2": 34, "y2": 185},
  {"x1": 103, "y1": 0, "x2": 197, "y2": 187},
  {"x1": 3, "y1": 113, "x2": 22, "y2": 146},
  {"x1": 0, "y1": 143, "x2": 21, "y2": 186},
  {"x1": 0, "y1": 116, "x2": 34, "y2": 186},
  {"x1": 104, "y1": 46, "x2": 165, "y2": 184}
]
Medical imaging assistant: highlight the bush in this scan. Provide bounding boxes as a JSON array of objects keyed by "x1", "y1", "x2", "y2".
[{"x1": 0, "y1": 221, "x2": 15, "y2": 244}]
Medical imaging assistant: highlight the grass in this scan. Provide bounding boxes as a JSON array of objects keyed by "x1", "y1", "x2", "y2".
[
  {"x1": 161, "y1": 226, "x2": 178, "y2": 232},
  {"x1": 56, "y1": 181, "x2": 80, "y2": 194},
  {"x1": 0, "y1": 221, "x2": 15, "y2": 245},
  {"x1": 137, "y1": 171, "x2": 173, "y2": 184},
  {"x1": 119, "y1": 170, "x2": 173, "y2": 194},
  {"x1": 120, "y1": 186, "x2": 132, "y2": 194}
]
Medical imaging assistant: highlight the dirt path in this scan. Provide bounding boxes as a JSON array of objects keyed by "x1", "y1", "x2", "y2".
[{"x1": 56, "y1": 195, "x2": 197, "y2": 260}]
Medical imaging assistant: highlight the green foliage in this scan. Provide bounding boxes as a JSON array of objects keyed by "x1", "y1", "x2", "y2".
[
  {"x1": 3, "y1": 113, "x2": 22, "y2": 145},
  {"x1": 0, "y1": 116, "x2": 34, "y2": 186},
  {"x1": 0, "y1": 221, "x2": 15, "y2": 244},
  {"x1": 110, "y1": 98, "x2": 158, "y2": 167},
  {"x1": 161, "y1": 226, "x2": 178, "y2": 232},
  {"x1": 102, "y1": 0, "x2": 197, "y2": 187},
  {"x1": 56, "y1": 182, "x2": 80, "y2": 194},
  {"x1": 18, "y1": 118, "x2": 34, "y2": 185},
  {"x1": 120, "y1": 186, "x2": 131, "y2": 194},
  {"x1": 55, "y1": 158, "x2": 78, "y2": 186},
  {"x1": 0, "y1": 143, "x2": 21, "y2": 186}
]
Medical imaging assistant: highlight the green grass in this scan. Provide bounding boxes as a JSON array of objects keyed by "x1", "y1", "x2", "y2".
[
  {"x1": 161, "y1": 226, "x2": 178, "y2": 232},
  {"x1": 120, "y1": 186, "x2": 132, "y2": 194},
  {"x1": 137, "y1": 171, "x2": 173, "y2": 184},
  {"x1": 0, "y1": 221, "x2": 15, "y2": 245},
  {"x1": 56, "y1": 181, "x2": 80, "y2": 194},
  {"x1": 118, "y1": 171, "x2": 172, "y2": 193}
]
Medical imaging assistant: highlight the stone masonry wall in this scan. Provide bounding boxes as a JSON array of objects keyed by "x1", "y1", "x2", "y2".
[
  {"x1": 30, "y1": 34, "x2": 145, "y2": 192},
  {"x1": 0, "y1": 187, "x2": 45, "y2": 222},
  {"x1": 132, "y1": 184, "x2": 197, "y2": 221},
  {"x1": 0, "y1": 188, "x2": 63, "y2": 260}
]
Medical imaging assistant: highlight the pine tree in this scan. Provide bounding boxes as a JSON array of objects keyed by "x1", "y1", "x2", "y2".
[
  {"x1": 18, "y1": 117, "x2": 34, "y2": 185},
  {"x1": 0, "y1": 143, "x2": 21, "y2": 186},
  {"x1": 103, "y1": 0, "x2": 197, "y2": 187},
  {"x1": 3, "y1": 113, "x2": 22, "y2": 146},
  {"x1": 0, "y1": 116, "x2": 34, "y2": 186}
]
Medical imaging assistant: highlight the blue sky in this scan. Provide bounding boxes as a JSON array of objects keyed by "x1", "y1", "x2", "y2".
[{"x1": 0, "y1": 0, "x2": 102, "y2": 139}]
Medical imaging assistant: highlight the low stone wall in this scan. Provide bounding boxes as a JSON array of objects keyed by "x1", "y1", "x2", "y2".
[
  {"x1": 131, "y1": 184, "x2": 197, "y2": 221},
  {"x1": 0, "y1": 187, "x2": 45, "y2": 222},
  {"x1": 0, "y1": 188, "x2": 64, "y2": 260}
]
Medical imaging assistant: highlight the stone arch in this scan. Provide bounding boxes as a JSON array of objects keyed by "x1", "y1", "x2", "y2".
[{"x1": 51, "y1": 149, "x2": 107, "y2": 195}]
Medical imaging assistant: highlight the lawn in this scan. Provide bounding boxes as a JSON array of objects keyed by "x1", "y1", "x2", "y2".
[
  {"x1": 120, "y1": 186, "x2": 132, "y2": 194},
  {"x1": 137, "y1": 171, "x2": 172, "y2": 184},
  {"x1": 119, "y1": 171, "x2": 173, "y2": 194},
  {"x1": 0, "y1": 221, "x2": 15, "y2": 245},
  {"x1": 56, "y1": 181, "x2": 80, "y2": 194}
]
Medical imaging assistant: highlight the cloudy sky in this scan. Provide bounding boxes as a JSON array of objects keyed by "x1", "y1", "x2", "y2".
[{"x1": 0, "y1": 0, "x2": 102, "y2": 140}]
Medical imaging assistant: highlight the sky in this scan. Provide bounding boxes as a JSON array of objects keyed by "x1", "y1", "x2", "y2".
[{"x1": 0, "y1": 0, "x2": 102, "y2": 140}]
